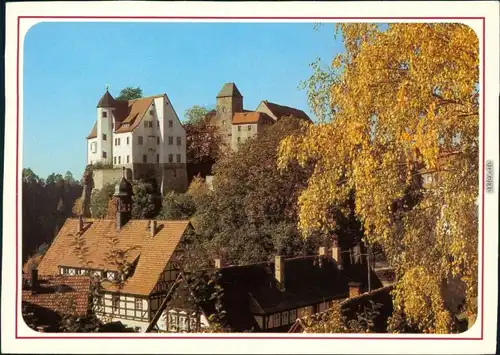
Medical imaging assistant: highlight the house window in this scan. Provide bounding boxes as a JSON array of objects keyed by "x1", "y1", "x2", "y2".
[
  {"x1": 282, "y1": 311, "x2": 289, "y2": 325},
  {"x1": 238, "y1": 126, "x2": 241, "y2": 131},
  {"x1": 143, "y1": 155, "x2": 147, "y2": 163},
  {"x1": 266, "y1": 315, "x2": 274, "y2": 329},
  {"x1": 106, "y1": 271, "x2": 115, "y2": 281},
  {"x1": 168, "y1": 136, "x2": 173, "y2": 145},
  {"x1": 168, "y1": 154, "x2": 173, "y2": 163},
  {"x1": 290, "y1": 309, "x2": 297, "y2": 321},
  {"x1": 112, "y1": 296, "x2": 119, "y2": 313},
  {"x1": 156, "y1": 154, "x2": 160, "y2": 163},
  {"x1": 127, "y1": 155, "x2": 130, "y2": 164},
  {"x1": 127, "y1": 137, "x2": 130, "y2": 145},
  {"x1": 102, "y1": 133, "x2": 107, "y2": 141},
  {"x1": 118, "y1": 156, "x2": 121, "y2": 164},
  {"x1": 274, "y1": 313, "x2": 281, "y2": 327},
  {"x1": 114, "y1": 157, "x2": 117, "y2": 164},
  {"x1": 138, "y1": 136, "x2": 143, "y2": 145},
  {"x1": 168, "y1": 120, "x2": 173, "y2": 128},
  {"x1": 118, "y1": 138, "x2": 121, "y2": 145},
  {"x1": 176, "y1": 137, "x2": 181, "y2": 146},
  {"x1": 176, "y1": 154, "x2": 181, "y2": 163},
  {"x1": 157, "y1": 121, "x2": 160, "y2": 128},
  {"x1": 102, "y1": 111, "x2": 107, "y2": 118},
  {"x1": 179, "y1": 312, "x2": 189, "y2": 331},
  {"x1": 90, "y1": 142, "x2": 97, "y2": 153},
  {"x1": 150, "y1": 110, "x2": 154, "y2": 116},
  {"x1": 157, "y1": 137, "x2": 160, "y2": 145},
  {"x1": 135, "y1": 298, "x2": 143, "y2": 310},
  {"x1": 102, "y1": 151, "x2": 107, "y2": 159},
  {"x1": 248, "y1": 125, "x2": 251, "y2": 131},
  {"x1": 144, "y1": 121, "x2": 148, "y2": 128}
]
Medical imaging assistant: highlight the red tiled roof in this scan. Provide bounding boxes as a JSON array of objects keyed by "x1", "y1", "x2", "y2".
[
  {"x1": 261, "y1": 101, "x2": 311, "y2": 122},
  {"x1": 22, "y1": 275, "x2": 92, "y2": 317},
  {"x1": 87, "y1": 94, "x2": 165, "y2": 138},
  {"x1": 232, "y1": 111, "x2": 274, "y2": 125},
  {"x1": 37, "y1": 218, "x2": 190, "y2": 296}
]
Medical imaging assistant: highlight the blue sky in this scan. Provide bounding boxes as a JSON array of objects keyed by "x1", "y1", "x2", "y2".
[{"x1": 23, "y1": 22, "x2": 343, "y2": 179}]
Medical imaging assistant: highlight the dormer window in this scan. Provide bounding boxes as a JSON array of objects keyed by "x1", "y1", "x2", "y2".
[{"x1": 106, "y1": 271, "x2": 116, "y2": 281}]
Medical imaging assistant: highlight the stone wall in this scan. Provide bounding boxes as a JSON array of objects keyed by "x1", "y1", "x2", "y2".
[{"x1": 92, "y1": 168, "x2": 125, "y2": 191}]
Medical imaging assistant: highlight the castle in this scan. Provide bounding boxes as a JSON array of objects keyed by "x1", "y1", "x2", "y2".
[
  {"x1": 205, "y1": 82, "x2": 311, "y2": 151},
  {"x1": 86, "y1": 89, "x2": 187, "y2": 193}
]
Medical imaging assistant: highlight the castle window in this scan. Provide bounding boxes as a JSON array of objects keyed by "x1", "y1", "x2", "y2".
[
  {"x1": 127, "y1": 155, "x2": 130, "y2": 164},
  {"x1": 143, "y1": 155, "x2": 147, "y2": 163},
  {"x1": 168, "y1": 154, "x2": 173, "y2": 163},
  {"x1": 127, "y1": 137, "x2": 130, "y2": 145},
  {"x1": 238, "y1": 126, "x2": 241, "y2": 132},
  {"x1": 157, "y1": 137, "x2": 160, "y2": 145},
  {"x1": 157, "y1": 121, "x2": 160, "y2": 128},
  {"x1": 138, "y1": 136, "x2": 143, "y2": 145},
  {"x1": 118, "y1": 138, "x2": 121, "y2": 145},
  {"x1": 118, "y1": 156, "x2": 121, "y2": 164},
  {"x1": 91, "y1": 142, "x2": 97, "y2": 153},
  {"x1": 102, "y1": 111, "x2": 107, "y2": 118},
  {"x1": 144, "y1": 121, "x2": 148, "y2": 128},
  {"x1": 168, "y1": 136, "x2": 173, "y2": 145},
  {"x1": 248, "y1": 125, "x2": 251, "y2": 131},
  {"x1": 150, "y1": 110, "x2": 154, "y2": 116},
  {"x1": 176, "y1": 154, "x2": 181, "y2": 163},
  {"x1": 102, "y1": 151, "x2": 107, "y2": 159},
  {"x1": 156, "y1": 154, "x2": 160, "y2": 163},
  {"x1": 176, "y1": 137, "x2": 181, "y2": 146},
  {"x1": 114, "y1": 157, "x2": 117, "y2": 164},
  {"x1": 168, "y1": 120, "x2": 173, "y2": 128},
  {"x1": 102, "y1": 133, "x2": 107, "y2": 141}
]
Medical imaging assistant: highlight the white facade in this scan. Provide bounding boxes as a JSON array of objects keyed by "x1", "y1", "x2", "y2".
[{"x1": 87, "y1": 94, "x2": 186, "y2": 167}]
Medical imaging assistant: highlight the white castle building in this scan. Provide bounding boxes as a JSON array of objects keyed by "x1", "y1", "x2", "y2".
[{"x1": 86, "y1": 89, "x2": 187, "y2": 193}]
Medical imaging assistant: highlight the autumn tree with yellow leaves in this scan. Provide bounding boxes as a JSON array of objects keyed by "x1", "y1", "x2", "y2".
[{"x1": 278, "y1": 23, "x2": 479, "y2": 333}]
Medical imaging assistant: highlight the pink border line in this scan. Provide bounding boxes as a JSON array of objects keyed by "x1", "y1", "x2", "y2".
[{"x1": 15, "y1": 16, "x2": 486, "y2": 341}]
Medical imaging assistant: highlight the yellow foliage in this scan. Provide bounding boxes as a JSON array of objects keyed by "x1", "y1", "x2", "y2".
[{"x1": 279, "y1": 23, "x2": 479, "y2": 333}]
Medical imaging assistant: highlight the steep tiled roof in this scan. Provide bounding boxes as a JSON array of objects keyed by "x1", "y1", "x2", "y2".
[
  {"x1": 87, "y1": 94, "x2": 165, "y2": 138},
  {"x1": 37, "y1": 218, "x2": 190, "y2": 296},
  {"x1": 22, "y1": 275, "x2": 92, "y2": 317},
  {"x1": 232, "y1": 112, "x2": 274, "y2": 125},
  {"x1": 87, "y1": 122, "x2": 97, "y2": 139},
  {"x1": 216, "y1": 82, "x2": 243, "y2": 98},
  {"x1": 260, "y1": 101, "x2": 311, "y2": 122}
]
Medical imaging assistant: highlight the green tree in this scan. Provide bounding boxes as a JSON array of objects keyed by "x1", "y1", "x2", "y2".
[
  {"x1": 158, "y1": 191, "x2": 196, "y2": 220},
  {"x1": 64, "y1": 171, "x2": 75, "y2": 185},
  {"x1": 194, "y1": 117, "x2": 329, "y2": 264},
  {"x1": 90, "y1": 183, "x2": 115, "y2": 218},
  {"x1": 131, "y1": 179, "x2": 162, "y2": 219},
  {"x1": 116, "y1": 86, "x2": 143, "y2": 100},
  {"x1": 184, "y1": 105, "x2": 210, "y2": 126}
]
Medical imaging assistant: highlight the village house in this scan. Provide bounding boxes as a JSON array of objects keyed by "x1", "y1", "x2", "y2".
[
  {"x1": 205, "y1": 82, "x2": 311, "y2": 151},
  {"x1": 22, "y1": 270, "x2": 92, "y2": 332},
  {"x1": 36, "y1": 174, "x2": 198, "y2": 332},
  {"x1": 147, "y1": 246, "x2": 384, "y2": 333},
  {"x1": 86, "y1": 89, "x2": 187, "y2": 194}
]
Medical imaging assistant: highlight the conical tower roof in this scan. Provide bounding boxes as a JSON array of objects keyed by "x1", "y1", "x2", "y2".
[{"x1": 97, "y1": 89, "x2": 115, "y2": 108}]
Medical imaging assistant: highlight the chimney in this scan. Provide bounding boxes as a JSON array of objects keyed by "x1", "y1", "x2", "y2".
[
  {"x1": 31, "y1": 268, "x2": 38, "y2": 295},
  {"x1": 331, "y1": 245, "x2": 343, "y2": 269},
  {"x1": 150, "y1": 220, "x2": 157, "y2": 237},
  {"x1": 353, "y1": 244, "x2": 361, "y2": 264},
  {"x1": 78, "y1": 215, "x2": 84, "y2": 233},
  {"x1": 275, "y1": 255, "x2": 285, "y2": 290},
  {"x1": 318, "y1": 246, "x2": 326, "y2": 256},
  {"x1": 348, "y1": 282, "x2": 362, "y2": 298}
]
